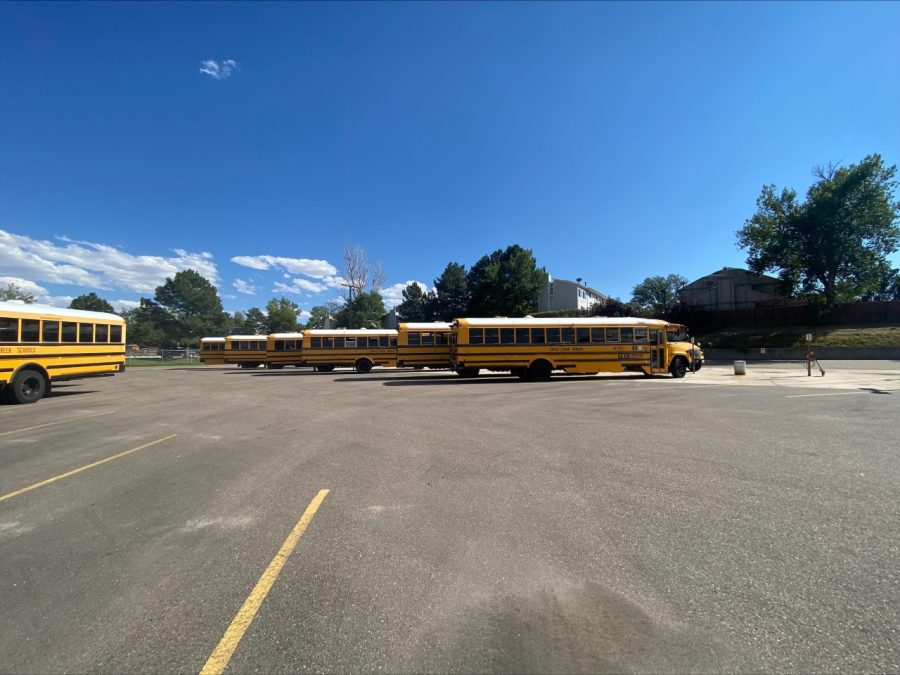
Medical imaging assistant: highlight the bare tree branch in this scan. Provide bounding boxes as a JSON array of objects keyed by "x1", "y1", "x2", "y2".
[
  {"x1": 342, "y1": 243, "x2": 368, "y2": 295},
  {"x1": 371, "y1": 260, "x2": 387, "y2": 291}
]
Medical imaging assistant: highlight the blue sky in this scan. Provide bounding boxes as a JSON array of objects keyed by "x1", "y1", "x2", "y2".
[{"x1": 1, "y1": 1, "x2": 898, "y2": 315}]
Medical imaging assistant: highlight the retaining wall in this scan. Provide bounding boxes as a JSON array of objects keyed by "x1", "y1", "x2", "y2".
[{"x1": 704, "y1": 347, "x2": 900, "y2": 361}]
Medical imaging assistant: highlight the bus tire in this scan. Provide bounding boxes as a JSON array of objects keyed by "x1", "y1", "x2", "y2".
[
  {"x1": 669, "y1": 357, "x2": 687, "y2": 378},
  {"x1": 528, "y1": 360, "x2": 553, "y2": 382},
  {"x1": 9, "y1": 368, "x2": 47, "y2": 404},
  {"x1": 355, "y1": 359, "x2": 373, "y2": 374},
  {"x1": 513, "y1": 368, "x2": 528, "y2": 379}
]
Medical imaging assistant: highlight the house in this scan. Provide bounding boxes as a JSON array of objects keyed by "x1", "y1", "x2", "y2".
[
  {"x1": 535, "y1": 276, "x2": 609, "y2": 313},
  {"x1": 679, "y1": 267, "x2": 784, "y2": 311}
]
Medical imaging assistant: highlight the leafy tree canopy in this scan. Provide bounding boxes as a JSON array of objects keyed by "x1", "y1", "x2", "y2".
[
  {"x1": 396, "y1": 282, "x2": 431, "y2": 323},
  {"x1": 266, "y1": 296, "x2": 301, "y2": 333},
  {"x1": 305, "y1": 305, "x2": 330, "y2": 329},
  {"x1": 737, "y1": 154, "x2": 900, "y2": 305},
  {"x1": 69, "y1": 292, "x2": 115, "y2": 313},
  {"x1": 335, "y1": 290, "x2": 386, "y2": 328},
  {"x1": 631, "y1": 274, "x2": 687, "y2": 318},
  {"x1": 241, "y1": 307, "x2": 268, "y2": 334},
  {"x1": 0, "y1": 282, "x2": 35, "y2": 303},
  {"x1": 149, "y1": 270, "x2": 228, "y2": 346},
  {"x1": 466, "y1": 245, "x2": 548, "y2": 317},
  {"x1": 432, "y1": 262, "x2": 469, "y2": 321}
]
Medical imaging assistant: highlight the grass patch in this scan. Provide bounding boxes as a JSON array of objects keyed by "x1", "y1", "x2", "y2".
[
  {"x1": 125, "y1": 358, "x2": 206, "y2": 367},
  {"x1": 697, "y1": 325, "x2": 900, "y2": 349}
]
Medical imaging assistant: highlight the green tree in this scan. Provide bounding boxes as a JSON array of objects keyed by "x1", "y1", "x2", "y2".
[
  {"x1": 148, "y1": 269, "x2": 228, "y2": 346},
  {"x1": 737, "y1": 154, "x2": 900, "y2": 306},
  {"x1": 124, "y1": 298, "x2": 172, "y2": 346},
  {"x1": 432, "y1": 262, "x2": 469, "y2": 321},
  {"x1": 266, "y1": 296, "x2": 301, "y2": 333},
  {"x1": 395, "y1": 282, "x2": 429, "y2": 322},
  {"x1": 466, "y1": 245, "x2": 548, "y2": 317},
  {"x1": 305, "y1": 305, "x2": 330, "y2": 329},
  {"x1": 69, "y1": 292, "x2": 115, "y2": 313},
  {"x1": 335, "y1": 290, "x2": 386, "y2": 328},
  {"x1": 0, "y1": 282, "x2": 35, "y2": 303},
  {"x1": 630, "y1": 274, "x2": 687, "y2": 317},
  {"x1": 241, "y1": 307, "x2": 268, "y2": 334}
]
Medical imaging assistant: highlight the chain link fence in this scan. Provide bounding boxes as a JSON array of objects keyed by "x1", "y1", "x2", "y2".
[{"x1": 125, "y1": 347, "x2": 200, "y2": 366}]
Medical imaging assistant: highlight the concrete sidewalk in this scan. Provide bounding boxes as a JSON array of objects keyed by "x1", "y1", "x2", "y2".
[{"x1": 686, "y1": 360, "x2": 900, "y2": 392}]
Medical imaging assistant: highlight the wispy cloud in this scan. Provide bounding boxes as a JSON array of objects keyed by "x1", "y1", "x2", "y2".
[
  {"x1": 199, "y1": 59, "x2": 237, "y2": 80},
  {"x1": 233, "y1": 278, "x2": 256, "y2": 295},
  {"x1": 0, "y1": 229, "x2": 219, "y2": 295},
  {"x1": 231, "y1": 254, "x2": 339, "y2": 280},
  {"x1": 273, "y1": 278, "x2": 327, "y2": 295}
]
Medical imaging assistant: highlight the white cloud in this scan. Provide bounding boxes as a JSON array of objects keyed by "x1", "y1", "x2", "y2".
[
  {"x1": 0, "y1": 229, "x2": 219, "y2": 294},
  {"x1": 233, "y1": 278, "x2": 256, "y2": 295},
  {"x1": 112, "y1": 299, "x2": 141, "y2": 312},
  {"x1": 380, "y1": 280, "x2": 430, "y2": 309},
  {"x1": 273, "y1": 278, "x2": 327, "y2": 295},
  {"x1": 231, "y1": 254, "x2": 339, "y2": 280},
  {"x1": 0, "y1": 275, "x2": 72, "y2": 307},
  {"x1": 299, "y1": 310, "x2": 311, "y2": 321},
  {"x1": 199, "y1": 59, "x2": 237, "y2": 80}
]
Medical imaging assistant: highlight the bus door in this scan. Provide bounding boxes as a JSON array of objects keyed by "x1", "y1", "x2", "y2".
[{"x1": 650, "y1": 329, "x2": 667, "y2": 374}]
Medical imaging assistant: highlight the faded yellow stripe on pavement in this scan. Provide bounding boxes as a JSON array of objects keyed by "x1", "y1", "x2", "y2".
[
  {"x1": 200, "y1": 489, "x2": 331, "y2": 675},
  {"x1": 0, "y1": 434, "x2": 177, "y2": 503},
  {"x1": 0, "y1": 410, "x2": 115, "y2": 438}
]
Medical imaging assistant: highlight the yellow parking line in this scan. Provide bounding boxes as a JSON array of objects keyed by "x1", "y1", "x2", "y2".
[
  {"x1": 200, "y1": 489, "x2": 330, "y2": 675},
  {"x1": 0, "y1": 410, "x2": 116, "y2": 438},
  {"x1": 0, "y1": 434, "x2": 177, "y2": 503}
]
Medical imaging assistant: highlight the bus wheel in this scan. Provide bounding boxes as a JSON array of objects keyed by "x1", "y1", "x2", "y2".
[
  {"x1": 355, "y1": 359, "x2": 373, "y2": 374},
  {"x1": 528, "y1": 360, "x2": 552, "y2": 382},
  {"x1": 669, "y1": 357, "x2": 687, "y2": 378},
  {"x1": 513, "y1": 368, "x2": 528, "y2": 380},
  {"x1": 9, "y1": 368, "x2": 47, "y2": 404}
]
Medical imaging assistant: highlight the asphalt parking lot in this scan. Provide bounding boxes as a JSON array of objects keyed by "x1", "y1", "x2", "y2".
[{"x1": 1, "y1": 363, "x2": 898, "y2": 673}]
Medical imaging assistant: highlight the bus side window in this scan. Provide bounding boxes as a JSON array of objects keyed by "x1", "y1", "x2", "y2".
[
  {"x1": 95, "y1": 324, "x2": 109, "y2": 343},
  {"x1": 562, "y1": 327, "x2": 575, "y2": 344},
  {"x1": 634, "y1": 328, "x2": 648, "y2": 343},
  {"x1": 390, "y1": 337, "x2": 397, "y2": 347},
  {"x1": 43, "y1": 320, "x2": 61, "y2": 342},
  {"x1": 649, "y1": 330, "x2": 660, "y2": 344},
  {"x1": 408, "y1": 332, "x2": 420, "y2": 346},
  {"x1": 110, "y1": 325, "x2": 122, "y2": 343},
  {"x1": 62, "y1": 322, "x2": 78, "y2": 343},
  {"x1": 379, "y1": 336, "x2": 388, "y2": 347},
  {"x1": 311, "y1": 337, "x2": 321, "y2": 348},
  {"x1": 422, "y1": 332, "x2": 434, "y2": 346},
  {"x1": 470, "y1": 328, "x2": 484, "y2": 345},
  {"x1": 0, "y1": 317, "x2": 18, "y2": 342},
  {"x1": 548, "y1": 328, "x2": 561, "y2": 343},
  {"x1": 531, "y1": 328, "x2": 546, "y2": 344},
  {"x1": 606, "y1": 328, "x2": 620, "y2": 343},
  {"x1": 485, "y1": 328, "x2": 499, "y2": 345},
  {"x1": 323, "y1": 337, "x2": 334, "y2": 348},
  {"x1": 21, "y1": 319, "x2": 40, "y2": 342},
  {"x1": 79, "y1": 323, "x2": 95, "y2": 343},
  {"x1": 436, "y1": 332, "x2": 448, "y2": 345},
  {"x1": 515, "y1": 328, "x2": 529, "y2": 344},
  {"x1": 500, "y1": 328, "x2": 514, "y2": 344},
  {"x1": 332, "y1": 337, "x2": 344, "y2": 349},
  {"x1": 343, "y1": 338, "x2": 354, "y2": 349},
  {"x1": 368, "y1": 337, "x2": 379, "y2": 348},
  {"x1": 591, "y1": 328, "x2": 604, "y2": 343},
  {"x1": 620, "y1": 327, "x2": 634, "y2": 343},
  {"x1": 577, "y1": 327, "x2": 590, "y2": 343}
]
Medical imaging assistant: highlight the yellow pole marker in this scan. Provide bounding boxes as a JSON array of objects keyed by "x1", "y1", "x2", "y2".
[
  {"x1": 0, "y1": 434, "x2": 177, "y2": 503},
  {"x1": 200, "y1": 488, "x2": 330, "y2": 675},
  {"x1": 0, "y1": 410, "x2": 116, "y2": 438}
]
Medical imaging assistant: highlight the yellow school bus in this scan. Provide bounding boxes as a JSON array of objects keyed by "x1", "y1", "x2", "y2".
[
  {"x1": 266, "y1": 332, "x2": 304, "y2": 369},
  {"x1": 224, "y1": 335, "x2": 267, "y2": 368},
  {"x1": 302, "y1": 329, "x2": 397, "y2": 373},
  {"x1": 397, "y1": 322, "x2": 452, "y2": 369},
  {"x1": 0, "y1": 301, "x2": 126, "y2": 404},
  {"x1": 450, "y1": 317, "x2": 703, "y2": 380},
  {"x1": 199, "y1": 337, "x2": 226, "y2": 364}
]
